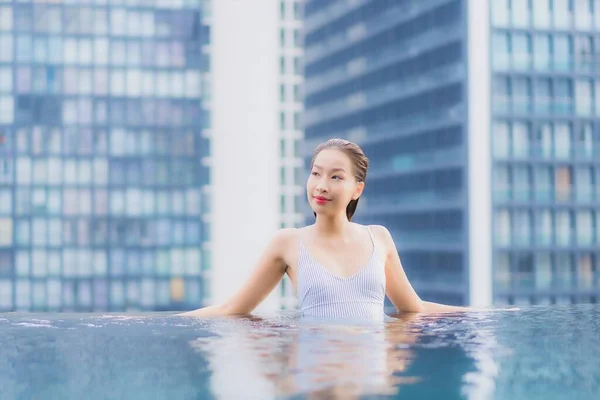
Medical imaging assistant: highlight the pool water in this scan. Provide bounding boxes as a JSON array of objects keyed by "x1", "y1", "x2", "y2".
[{"x1": 1, "y1": 304, "x2": 599, "y2": 399}]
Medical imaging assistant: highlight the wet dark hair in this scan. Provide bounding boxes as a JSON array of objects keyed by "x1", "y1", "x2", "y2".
[{"x1": 310, "y1": 138, "x2": 369, "y2": 221}]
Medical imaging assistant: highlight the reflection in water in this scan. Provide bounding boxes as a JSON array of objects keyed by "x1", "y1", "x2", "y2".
[
  {"x1": 3, "y1": 306, "x2": 598, "y2": 399},
  {"x1": 190, "y1": 314, "x2": 452, "y2": 399}
]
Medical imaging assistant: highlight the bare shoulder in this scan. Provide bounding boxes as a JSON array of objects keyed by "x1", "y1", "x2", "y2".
[
  {"x1": 270, "y1": 227, "x2": 301, "y2": 268},
  {"x1": 368, "y1": 224, "x2": 393, "y2": 242},
  {"x1": 367, "y1": 225, "x2": 394, "y2": 256},
  {"x1": 271, "y1": 227, "x2": 300, "y2": 245}
]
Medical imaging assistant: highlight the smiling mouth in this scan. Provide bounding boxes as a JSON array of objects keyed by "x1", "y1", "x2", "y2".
[{"x1": 313, "y1": 196, "x2": 331, "y2": 202}]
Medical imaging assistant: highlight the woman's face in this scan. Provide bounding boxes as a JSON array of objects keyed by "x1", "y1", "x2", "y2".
[{"x1": 307, "y1": 149, "x2": 364, "y2": 217}]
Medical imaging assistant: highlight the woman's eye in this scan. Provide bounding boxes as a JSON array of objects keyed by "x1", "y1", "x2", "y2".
[
  {"x1": 332, "y1": 175, "x2": 341, "y2": 180},
  {"x1": 311, "y1": 172, "x2": 319, "y2": 176}
]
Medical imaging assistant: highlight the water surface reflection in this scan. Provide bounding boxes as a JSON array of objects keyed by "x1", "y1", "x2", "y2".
[{"x1": 189, "y1": 313, "x2": 491, "y2": 399}]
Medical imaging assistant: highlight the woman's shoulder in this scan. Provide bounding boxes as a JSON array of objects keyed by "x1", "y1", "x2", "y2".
[
  {"x1": 363, "y1": 224, "x2": 394, "y2": 249},
  {"x1": 271, "y1": 227, "x2": 301, "y2": 247},
  {"x1": 361, "y1": 224, "x2": 392, "y2": 239}
]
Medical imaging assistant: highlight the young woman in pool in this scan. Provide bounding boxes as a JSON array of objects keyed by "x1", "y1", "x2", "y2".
[{"x1": 180, "y1": 138, "x2": 485, "y2": 319}]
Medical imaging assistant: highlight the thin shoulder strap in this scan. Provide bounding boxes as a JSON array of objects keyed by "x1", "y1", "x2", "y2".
[{"x1": 366, "y1": 225, "x2": 375, "y2": 247}]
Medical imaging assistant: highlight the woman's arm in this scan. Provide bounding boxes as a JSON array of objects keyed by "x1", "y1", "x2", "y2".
[
  {"x1": 372, "y1": 225, "x2": 474, "y2": 314},
  {"x1": 177, "y1": 229, "x2": 294, "y2": 317}
]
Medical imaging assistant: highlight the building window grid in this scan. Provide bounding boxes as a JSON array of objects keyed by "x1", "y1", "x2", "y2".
[
  {"x1": 491, "y1": 10, "x2": 600, "y2": 302},
  {"x1": 1, "y1": 3, "x2": 210, "y2": 312}
]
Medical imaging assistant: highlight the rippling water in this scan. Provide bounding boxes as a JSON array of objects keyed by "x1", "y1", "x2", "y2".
[{"x1": 1, "y1": 305, "x2": 599, "y2": 399}]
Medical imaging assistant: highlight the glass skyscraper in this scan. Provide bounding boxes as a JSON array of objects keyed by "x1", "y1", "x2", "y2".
[
  {"x1": 302, "y1": 0, "x2": 600, "y2": 307},
  {"x1": 277, "y1": 0, "x2": 304, "y2": 310},
  {"x1": 303, "y1": 0, "x2": 469, "y2": 306},
  {"x1": 490, "y1": 0, "x2": 600, "y2": 305},
  {"x1": 0, "y1": 0, "x2": 211, "y2": 312}
]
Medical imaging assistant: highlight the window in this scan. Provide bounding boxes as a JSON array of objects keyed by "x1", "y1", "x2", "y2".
[
  {"x1": 512, "y1": 122, "x2": 530, "y2": 158},
  {"x1": 32, "y1": 249, "x2": 46, "y2": 277},
  {"x1": 128, "y1": 42, "x2": 142, "y2": 66},
  {"x1": 553, "y1": 35, "x2": 572, "y2": 71},
  {"x1": 110, "y1": 70, "x2": 125, "y2": 96},
  {"x1": 494, "y1": 165, "x2": 510, "y2": 201},
  {"x1": 535, "y1": 210, "x2": 552, "y2": 245},
  {"x1": 0, "y1": 96, "x2": 13, "y2": 124},
  {"x1": 555, "y1": 211, "x2": 571, "y2": 246},
  {"x1": 16, "y1": 157, "x2": 31, "y2": 184},
  {"x1": 512, "y1": 33, "x2": 530, "y2": 70},
  {"x1": 534, "y1": 78, "x2": 551, "y2": 114},
  {"x1": 576, "y1": 124, "x2": 593, "y2": 159},
  {"x1": 512, "y1": 0, "x2": 530, "y2": 27},
  {"x1": 574, "y1": 0, "x2": 592, "y2": 29},
  {"x1": 94, "y1": 190, "x2": 107, "y2": 216},
  {"x1": 553, "y1": 0, "x2": 572, "y2": 28},
  {"x1": 535, "y1": 253, "x2": 552, "y2": 289},
  {"x1": 513, "y1": 210, "x2": 532, "y2": 245},
  {"x1": 128, "y1": 11, "x2": 142, "y2": 38},
  {"x1": 0, "y1": 35, "x2": 13, "y2": 63},
  {"x1": 48, "y1": 219, "x2": 61, "y2": 246},
  {"x1": 0, "y1": 6, "x2": 12, "y2": 31},
  {"x1": 555, "y1": 167, "x2": 572, "y2": 202},
  {"x1": 513, "y1": 166, "x2": 530, "y2": 201},
  {"x1": 536, "y1": 124, "x2": 552, "y2": 159},
  {"x1": 280, "y1": 1, "x2": 286, "y2": 19},
  {"x1": 532, "y1": 0, "x2": 551, "y2": 27},
  {"x1": 554, "y1": 123, "x2": 572, "y2": 159},
  {"x1": 95, "y1": 39, "x2": 109, "y2": 66},
  {"x1": 493, "y1": 122, "x2": 510, "y2": 159},
  {"x1": 79, "y1": 39, "x2": 93, "y2": 65},
  {"x1": 33, "y1": 38, "x2": 47, "y2": 64},
  {"x1": 63, "y1": 68, "x2": 77, "y2": 95},
  {"x1": 63, "y1": 190, "x2": 78, "y2": 216},
  {"x1": 111, "y1": 9, "x2": 127, "y2": 36},
  {"x1": 33, "y1": 160, "x2": 47, "y2": 184},
  {"x1": 0, "y1": 190, "x2": 11, "y2": 215},
  {"x1": 574, "y1": 36, "x2": 593, "y2": 72},
  {"x1": 0, "y1": 67, "x2": 11, "y2": 92},
  {"x1": 534, "y1": 166, "x2": 552, "y2": 201},
  {"x1": 48, "y1": 191, "x2": 60, "y2": 216},
  {"x1": 575, "y1": 167, "x2": 592, "y2": 201},
  {"x1": 512, "y1": 78, "x2": 531, "y2": 113},
  {"x1": 494, "y1": 210, "x2": 511, "y2": 246},
  {"x1": 48, "y1": 7, "x2": 61, "y2": 34},
  {"x1": 575, "y1": 79, "x2": 593, "y2": 116},
  {"x1": 576, "y1": 211, "x2": 593, "y2": 245},
  {"x1": 492, "y1": 32, "x2": 510, "y2": 70},
  {"x1": 94, "y1": 9, "x2": 108, "y2": 35},
  {"x1": 16, "y1": 280, "x2": 30, "y2": 309},
  {"x1": 16, "y1": 66, "x2": 31, "y2": 94},
  {"x1": 16, "y1": 35, "x2": 32, "y2": 63},
  {"x1": 112, "y1": 41, "x2": 127, "y2": 66}
]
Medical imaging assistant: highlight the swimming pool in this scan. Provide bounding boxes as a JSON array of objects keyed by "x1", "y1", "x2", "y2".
[{"x1": 1, "y1": 304, "x2": 598, "y2": 399}]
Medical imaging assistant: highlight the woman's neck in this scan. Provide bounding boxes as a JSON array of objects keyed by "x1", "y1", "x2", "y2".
[{"x1": 313, "y1": 214, "x2": 353, "y2": 238}]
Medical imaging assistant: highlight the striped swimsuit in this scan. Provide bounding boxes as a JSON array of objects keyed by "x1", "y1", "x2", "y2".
[{"x1": 297, "y1": 226, "x2": 386, "y2": 320}]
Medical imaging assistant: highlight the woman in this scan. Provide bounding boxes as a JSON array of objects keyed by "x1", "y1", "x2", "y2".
[{"x1": 180, "y1": 138, "x2": 486, "y2": 319}]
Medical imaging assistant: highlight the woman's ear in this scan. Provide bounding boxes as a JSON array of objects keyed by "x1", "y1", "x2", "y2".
[{"x1": 353, "y1": 181, "x2": 365, "y2": 200}]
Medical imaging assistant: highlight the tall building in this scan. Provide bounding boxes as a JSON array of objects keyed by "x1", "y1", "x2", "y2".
[
  {"x1": 302, "y1": 0, "x2": 600, "y2": 307},
  {"x1": 277, "y1": 0, "x2": 305, "y2": 310},
  {"x1": 202, "y1": 0, "x2": 305, "y2": 313},
  {"x1": 489, "y1": 0, "x2": 600, "y2": 305},
  {"x1": 0, "y1": 0, "x2": 212, "y2": 312}
]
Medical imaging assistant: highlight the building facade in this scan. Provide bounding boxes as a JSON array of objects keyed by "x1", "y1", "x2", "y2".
[
  {"x1": 0, "y1": 0, "x2": 212, "y2": 312},
  {"x1": 490, "y1": 0, "x2": 600, "y2": 305},
  {"x1": 302, "y1": 0, "x2": 471, "y2": 306},
  {"x1": 302, "y1": 0, "x2": 600, "y2": 307},
  {"x1": 277, "y1": 0, "x2": 304, "y2": 310}
]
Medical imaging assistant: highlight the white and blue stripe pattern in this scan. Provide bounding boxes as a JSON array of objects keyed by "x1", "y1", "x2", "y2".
[{"x1": 297, "y1": 227, "x2": 386, "y2": 320}]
